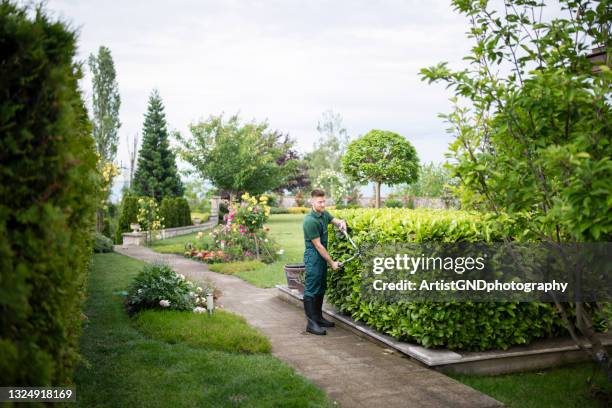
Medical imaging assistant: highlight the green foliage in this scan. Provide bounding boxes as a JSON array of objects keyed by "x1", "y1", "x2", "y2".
[
  {"x1": 116, "y1": 195, "x2": 141, "y2": 243},
  {"x1": 419, "y1": 0, "x2": 611, "y2": 242},
  {"x1": 133, "y1": 89, "x2": 184, "y2": 201},
  {"x1": 327, "y1": 209, "x2": 565, "y2": 351},
  {"x1": 342, "y1": 129, "x2": 420, "y2": 207},
  {"x1": 133, "y1": 309, "x2": 272, "y2": 354},
  {"x1": 383, "y1": 199, "x2": 403, "y2": 208},
  {"x1": 88, "y1": 45, "x2": 121, "y2": 165},
  {"x1": 126, "y1": 262, "x2": 213, "y2": 316},
  {"x1": 159, "y1": 197, "x2": 190, "y2": 228},
  {"x1": 178, "y1": 114, "x2": 297, "y2": 197},
  {"x1": 399, "y1": 162, "x2": 455, "y2": 198},
  {"x1": 93, "y1": 233, "x2": 114, "y2": 253},
  {"x1": 0, "y1": 1, "x2": 99, "y2": 386},
  {"x1": 270, "y1": 206, "x2": 289, "y2": 214},
  {"x1": 183, "y1": 180, "x2": 211, "y2": 213}
]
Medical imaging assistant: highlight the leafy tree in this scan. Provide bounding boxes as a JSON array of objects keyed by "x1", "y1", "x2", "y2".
[
  {"x1": 342, "y1": 130, "x2": 420, "y2": 208},
  {"x1": 133, "y1": 89, "x2": 184, "y2": 201},
  {"x1": 270, "y1": 131, "x2": 311, "y2": 194},
  {"x1": 421, "y1": 0, "x2": 611, "y2": 373},
  {"x1": 177, "y1": 114, "x2": 296, "y2": 199},
  {"x1": 304, "y1": 110, "x2": 350, "y2": 182}
]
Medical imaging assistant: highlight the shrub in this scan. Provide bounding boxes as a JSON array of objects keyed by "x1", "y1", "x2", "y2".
[
  {"x1": 383, "y1": 199, "x2": 403, "y2": 208},
  {"x1": 0, "y1": 2, "x2": 99, "y2": 386},
  {"x1": 288, "y1": 207, "x2": 310, "y2": 214},
  {"x1": 159, "y1": 197, "x2": 176, "y2": 228},
  {"x1": 125, "y1": 262, "x2": 216, "y2": 316},
  {"x1": 327, "y1": 209, "x2": 565, "y2": 351},
  {"x1": 116, "y1": 195, "x2": 141, "y2": 242},
  {"x1": 336, "y1": 203, "x2": 360, "y2": 210},
  {"x1": 93, "y1": 233, "x2": 114, "y2": 253},
  {"x1": 270, "y1": 207, "x2": 289, "y2": 214},
  {"x1": 177, "y1": 197, "x2": 192, "y2": 226}
]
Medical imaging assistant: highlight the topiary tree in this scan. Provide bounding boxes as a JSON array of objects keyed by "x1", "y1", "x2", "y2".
[
  {"x1": 342, "y1": 130, "x2": 420, "y2": 208},
  {"x1": 133, "y1": 89, "x2": 184, "y2": 202},
  {"x1": 0, "y1": 1, "x2": 99, "y2": 386}
]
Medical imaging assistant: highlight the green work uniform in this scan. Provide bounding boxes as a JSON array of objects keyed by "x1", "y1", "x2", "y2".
[{"x1": 303, "y1": 209, "x2": 334, "y2": 297}]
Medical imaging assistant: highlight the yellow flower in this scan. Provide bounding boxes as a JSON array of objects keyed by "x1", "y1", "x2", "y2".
[{"x1": 241, "y1": 192, "x2": 250, "y2": 201}]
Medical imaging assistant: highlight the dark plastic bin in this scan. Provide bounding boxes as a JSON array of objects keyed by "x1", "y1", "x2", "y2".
[{"x1": 284, "y1": 263, "x2": 305, "y2": 292}]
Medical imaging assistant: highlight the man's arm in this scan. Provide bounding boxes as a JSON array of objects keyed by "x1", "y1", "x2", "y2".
[{"x1": 311, "y1": 237, "x2": 339, "y2": 270}]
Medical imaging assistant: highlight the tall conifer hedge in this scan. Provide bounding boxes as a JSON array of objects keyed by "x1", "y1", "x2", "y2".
[{"x1": 0, "y1": 2, "x2": 99, "y2": 386}]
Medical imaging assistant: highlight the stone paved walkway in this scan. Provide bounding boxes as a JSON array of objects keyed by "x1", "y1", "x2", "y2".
[{"x1": 115, "y1": 246, "x2": 503, "y2": 408}]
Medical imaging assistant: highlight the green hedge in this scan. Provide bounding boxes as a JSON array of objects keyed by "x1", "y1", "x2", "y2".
[
  {"x1": 116, "y1": 195, "x2": 141, "y2": 243},
  {"x1": 160, "y1": 197, "x2": 192, "y2": 228},
  {"x1": 0, "y1": 2, "x2": 99, "y2": 386},
  {"x1": 327, "y1": 209, "x2": 565, "y2": 351}
]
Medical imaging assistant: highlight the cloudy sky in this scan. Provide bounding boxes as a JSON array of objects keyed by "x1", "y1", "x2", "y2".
[{"x1": 44, "y1": 0, "x2": 476, "y2": 192}]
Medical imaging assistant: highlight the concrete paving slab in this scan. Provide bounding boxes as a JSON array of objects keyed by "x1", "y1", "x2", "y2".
[{"x1": 115, "y1": 246, "x2": 503, "y2": 408}]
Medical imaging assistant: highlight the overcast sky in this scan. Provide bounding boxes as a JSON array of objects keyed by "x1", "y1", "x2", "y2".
[{"x1": 44, "y1": 0, "x2": 476, "y2": 192}]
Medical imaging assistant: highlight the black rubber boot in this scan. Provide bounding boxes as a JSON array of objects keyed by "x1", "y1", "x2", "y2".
[
  {"x1": 303, "y1": 296, "x2": 326, "y2": 335},
  {"x1": 314, "y1": 295, "x2": 335, "y2": 328}
]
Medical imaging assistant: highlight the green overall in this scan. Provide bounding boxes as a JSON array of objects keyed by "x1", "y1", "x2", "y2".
[{"x1": 303, "y1": 209, "x2": 334, "y2": 298}]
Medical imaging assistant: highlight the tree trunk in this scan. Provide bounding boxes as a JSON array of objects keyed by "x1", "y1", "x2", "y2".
[{"x1": 375, "y1": 181, "x2": 381, "y2": 208}]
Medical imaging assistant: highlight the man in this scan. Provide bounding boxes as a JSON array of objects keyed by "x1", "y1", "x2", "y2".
[{"x1": 302, "y1": 189, "x2": 347, "y2": 335}]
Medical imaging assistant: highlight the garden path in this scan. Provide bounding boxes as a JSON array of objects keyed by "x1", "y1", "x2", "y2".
[{"x1": 115, "y1": 245, "x2": 503, "y2": 408}]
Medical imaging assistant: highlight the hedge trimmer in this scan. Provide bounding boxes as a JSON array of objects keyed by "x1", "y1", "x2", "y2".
[{"x1": 338, "y1": 228, "x2": 360, "y2": 267}]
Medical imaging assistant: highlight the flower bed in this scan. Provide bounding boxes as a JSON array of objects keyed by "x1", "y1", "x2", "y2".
[{"x1": 184, "y1": 193, "x2": 281, "y2": 264}]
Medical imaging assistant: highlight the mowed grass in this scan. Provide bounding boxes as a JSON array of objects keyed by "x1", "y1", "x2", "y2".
[
  {"x1": 133, "y1": 309, "x2": 271, "y2": 354},
  {"x1": 150, "y1": 230, "x2": 207, "y2": 254},
  {"x1": 74, "y1": 253, "x2": 333, "y2": 407},
  {"x1": 234, "y1": 214, "x2": 305, "y2": 288},
  {"x1": 449, "y1": 361, "x2": 611, "y2": 408}
]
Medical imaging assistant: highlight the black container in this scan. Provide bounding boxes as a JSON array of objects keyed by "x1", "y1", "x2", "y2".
[{"x1": 284, "y1": 263, "x2": 305, "y2": 292}]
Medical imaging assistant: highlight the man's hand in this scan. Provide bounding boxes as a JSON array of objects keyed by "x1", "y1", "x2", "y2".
[
  {"x1": 331, "y1": 261, "x2": 340, "y2": 270},
  {"x1": 337, "y1": 219, "x2": 347, "y2": 232}
]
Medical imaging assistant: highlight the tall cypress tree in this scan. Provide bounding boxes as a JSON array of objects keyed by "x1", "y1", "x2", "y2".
[{"x1": 133, "y1": 90, "x2": 184, "y2": 201}]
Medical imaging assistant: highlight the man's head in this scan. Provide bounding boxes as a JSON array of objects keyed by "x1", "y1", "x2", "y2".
[{"x1": 310, "y1": 189, "x2": 326, "y2": 213}]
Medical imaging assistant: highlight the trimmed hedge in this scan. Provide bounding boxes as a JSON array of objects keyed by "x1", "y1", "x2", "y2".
[
  {"x1": 0, "y1": 2, "x2": 99, "y2": 386},
  {"x1": 116, "y1": 195, "x2": 141, "y2": 243},
  {"x1": 327, "y1": 209, "x2": 565, "y2": 351},
  {"x1": 160, "y1": 197, "x2": 192, "y2": 228}
]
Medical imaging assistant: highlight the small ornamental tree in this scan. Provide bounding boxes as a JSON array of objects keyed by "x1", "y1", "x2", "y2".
[{"x1": 342, "y1": 130, "x2": 420, "y2": 208}]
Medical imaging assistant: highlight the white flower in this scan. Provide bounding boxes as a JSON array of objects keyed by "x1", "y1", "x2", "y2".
[
  {"x1": 264, "y1": 239, "x2": 268, "y2": 243},
  {"x1": 197, "y1": 232, "x2": 203, "y2": 239},
  {"x1": 277, "y1": 249, "x2": 284, "y2": 255},
  {"x1": 189, "y1": 292, "x2": 195, "y2": 298},
  {"x1": 159, "y1": 299, "x2": 171, "y2": 308},
  {"x1": 177, "y1": 274, "x2": 185, "y2": 280},
  {"x1": 138, "y1": 289, "x2": 143, "y2": 294},
  {"x1": 196, "y1": 286, "x2": 203, "y2": 294},
  {"x1": 193, "y1": 306, "x2": 207, "y2": 314},
  {"x1": 186, "y1": 281, "x2": 194, "y2": 287}
]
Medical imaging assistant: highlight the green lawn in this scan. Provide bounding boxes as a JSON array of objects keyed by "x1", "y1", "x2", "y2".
[
  {"x1": 74, "y1": 252, "x2": 333, "y2": 407},
  {"x1": 234, "y1": 214, "x2": 305, "y2": 287},
  {"x1": 150, "y1": 230, "x2": 206, "y2": 254},
  {"x1": 150, "y1": 214, "x2": 306, "y2": 288},
  {"x1": 449, "y1": 362, "x2": 611, "y2": 408}
]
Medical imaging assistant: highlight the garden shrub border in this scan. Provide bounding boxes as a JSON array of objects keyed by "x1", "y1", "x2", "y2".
[{"x1": 326, "y1": 208, "x2": 566, "y2": 351}]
